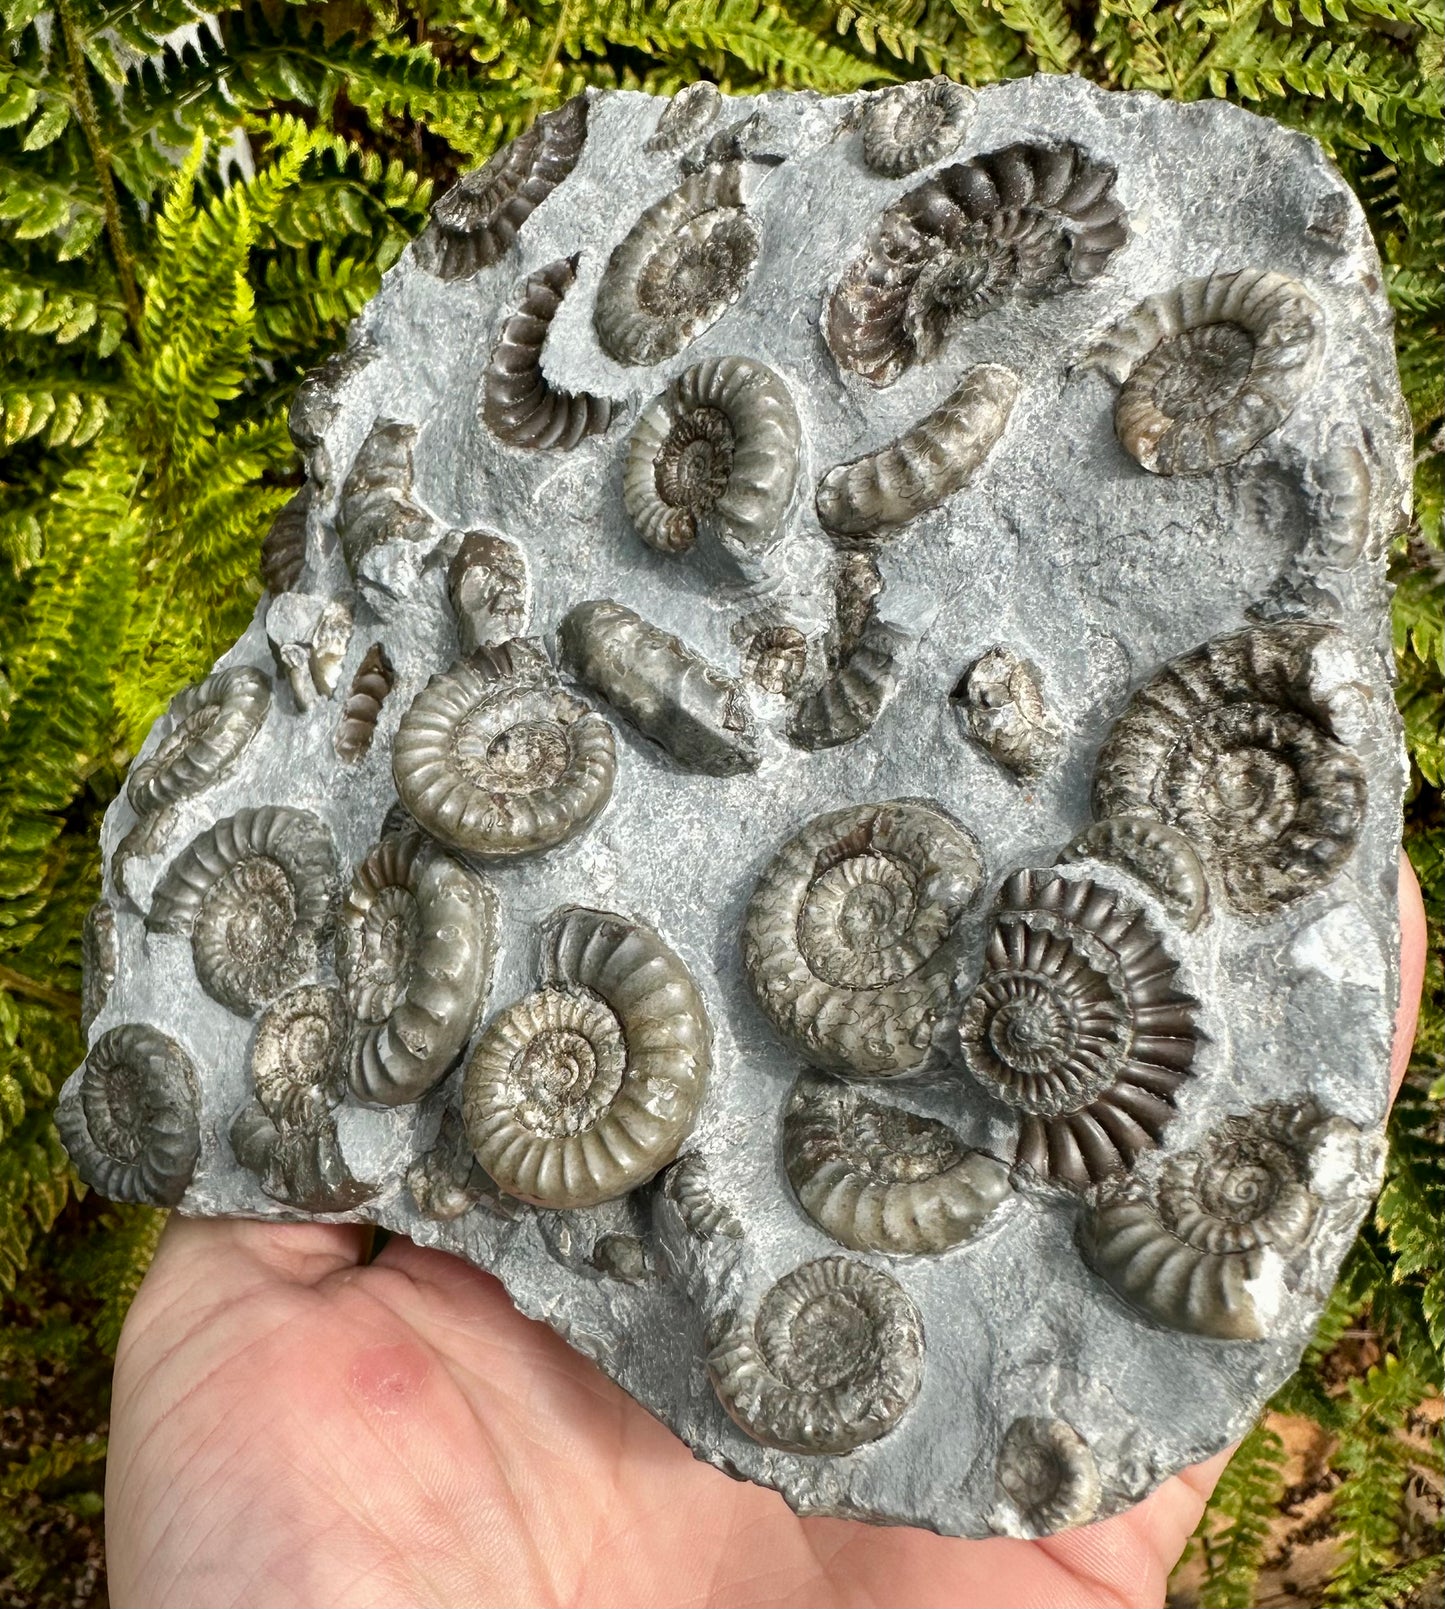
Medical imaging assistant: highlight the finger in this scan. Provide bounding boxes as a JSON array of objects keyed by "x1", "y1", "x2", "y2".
[
  {"x1": 1392, "y1": 850, "x2": 1426, "y2": 1101},
  {"x1": 150, "y1": 1212, "x2": 370, "y2": 1297}
]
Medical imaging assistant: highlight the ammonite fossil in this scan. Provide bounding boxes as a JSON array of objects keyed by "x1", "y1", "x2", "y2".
[
  {"x1": 1088, "y1": 269, "x2": 1325, "y2": 475},
  {"x1": 126, "y1": 665, "x2": 272, "y2": 817},
  {"x1": 708, "y1": 1257, "x2": 924, "y2": 1454},
  {"x1": 743, "y1": 800, "x2": 983, "y2": 1077},
  {"x1": 54, "y1": 1024, "x2": 201, "y2": 1206},
  {"x1": 1092, "y1": 623, "x2": 1368, "y2": 916},
  {"x1": 827, "y1": 141, "x2": 1127, "y2": 386},
  {"x1": 336, "y1": 418, "x2": 435, "y2": 568},
  {"x1": 81, "y1": 900, "x2": 117, "y2": 1035},
  {"x1": 1058, "y1": 816, "x2": 1210, "y2": 931},
  {"x1": 742, "y1": 623, "x2": 809, "y2": 697},
  {"x1": 952, "y1": 645, "x2": 1061, "y2": 781},
  {"x1": 407, "y1": 1106, "x2": 521, "y2": 1223},
  {"x1": 392, "y1": 641, "x2": 616, "y2": 859},
  {"x1": 483, "y1": 257, "x2": 615, "y2": 450},
  {"x1": 784, "y1": 1071, "x2": 1011, "y2": 1255},
  {"x1": 230, "y1": 1099, "x2": 375, "y2": 1214},
  {"x1": 788, "y1": 558, "x2": 909, "y2": 752},
  {"x1": 661, "y1": 1152, "x2": 743, "y2": 1241},
  {"x1": 995, "y1": 1417, "x2": 1102, "y2": 1537},
  {"x1": 260, "y1": 485, "x2": 310, "y2": 594},
  {"x1": 958, "y1": 868, "x2": 1199, "y2": 1188},
  {"x1": 594, "y1": 165, "x2": 761, "y2": 366},
  {"x1": 462, "y1": 905, "x2": 711, "y2": 1209},
  {"x1": 414, "y1": 95, "x2": 589, "y2": 281},
  {"x1": 249, "y1": 984, "x2": 347, "y2": 1125},
  {"x1": 148, "y1": 807, "x2": 338, "y2": 1016},
  {"x1": 334, "y1": 643, "x2": 395, "y2": 763},
  {"x1": 860, "y1": 77, "x2": 975, "y2": 179},
  {"x1": 645, "y1": 80, "x2": 722, "y2": 155},
  {"x1": 1306, "y1": 434, "x2": 1371, "y2": 568},
  {"x1": 447, "y1": 529, "x2": 529, "y2": 654},
  {"x1": 267, "y1": 594, "x2": 354, "y2": 713},
  {"x1": 337, "y1": 831, "x2": 497, "y2": 1107},
  {"x1": 623, "y1": 356, "x2": 800, "y2": 561}
]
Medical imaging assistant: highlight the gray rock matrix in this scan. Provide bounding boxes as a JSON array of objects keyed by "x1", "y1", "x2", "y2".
[{"x1": 59, "y1": 75, "x2": 1410, "y2": 1537}]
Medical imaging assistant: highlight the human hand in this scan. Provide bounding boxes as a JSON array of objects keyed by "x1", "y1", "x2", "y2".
[{"x1": 104, "y1": 858, "x2": 1427, "y2": 1609}]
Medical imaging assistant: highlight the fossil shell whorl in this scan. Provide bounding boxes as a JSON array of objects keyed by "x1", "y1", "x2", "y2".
[
  {"x1": 560, "y1": 599, "x2": 760, "y2": 776},
  {"x1": 952, "y1": 645, "x2": 1061, "y2": 781},
  {"x1": 784, "y1": 1070, "x2": 1011, "y2": 1255},
  {"x1": 407, "y1": 1106, "x2": 522, "y2": 1223},
  {"x1": 594, "y1": 165, "x2": 761, "y2": 367},
  {"x1": 249, "y1": 984, "x2": 346, "y2": 1125},
  {"x1": 126, "y1": 666, "x2": 272, "y2": 817},
  {"x1": 483, "y1": 257, "x2": 615, "y2": 450},
  {"x1": 624, "y1": 356, "x2": 800, "y2": 560},
  {"x1": 995, "y1": 1417, "x2": 1101, "y2": 1537},
  {"x1": 230, "y1": 1099, "x2": 375, "y2": 1214},
  {"x1": 260, "y1": 485, "x2": 310, "y2": 595},
  {"x1": 461, "y1": 905, "x2": 712, "y2": 1210},
  {"x1": 334, "y1": 644, "x2": 395, "y2": 763},
  {"x1": 742, "y1": 624, "x2": 809, "y2": 697},
  {"x1": 646, "y1": 81, "x2": 722, "y2": 155},
  {"x1": 662, "y1": 1152, "x2": 743, "y2": 1240},
  {"x1": 708, "y1": 1256, "x2": 924, "y2": 1455},
  {"x1": 81, "y1": 900, "x2": 117, "y2": 1035},
  {"x1": 743, "y1": 800, "x2": 983, "y2": 1077},
  {"x1": 1307, "y1": 434, "x2": 1371, "y2": 568},
  {"x1": 816, "y1": 365, "x2": 1019, "y2": 539},
  {"x1": 958, "y1": 868, "x2": 1199, "y2": 1189},
  {"x1": 1092, "y1": 623, "x2": 1368, "y2": 916},
  {"x1": 446, "y1": 529, "x2": 529, "y2": 656},
  {"x1": 148, "y1": 807, "x2": 338, "y2": 1016},
  {"x1": 788, "y1": 558, "x2": 908, "y2": 752},
  {"x1": 1088, "y1": 269, "x2": 1325, "y2": 475},
  {"x1": 414, "y1": 96, "x2": 589, "y2": 281},
  {"x1": 55, "y1": 1024, "x2": 201, "y2": 1206},
  {"x1": 392, "y1": 642, "x2": 616, "y2": 860},
  {"x1": 826, "y1": 141, "x2": 1127, "y2": 387},
  {"x1": 337, "y1": 419, "x2": 435, "y2": 569},
  {"x1": 287, "y1": 342, "x2": 376, "y2": 465},
  {"x1": 1058, "y1": 817, "x2": 1209, "y2": 932},
  {"x1": 860, "y1": 77, "x2": 975, "y2": 179},
  {"x1": 337, "y1": 830, "x2": 497, "y2": 1107}
]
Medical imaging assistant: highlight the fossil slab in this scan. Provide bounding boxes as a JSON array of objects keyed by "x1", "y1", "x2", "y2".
[{"x1": 60, "y1": 76, "x2": 1409, "y2": 1537}]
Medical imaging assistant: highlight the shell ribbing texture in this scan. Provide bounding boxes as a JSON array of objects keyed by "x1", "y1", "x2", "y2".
[
  {"x1": 126, "y1": 665, "x2": 272, "y2": 816},
  {"x1": 230, "y1": 1098, "x2": 375, "y2": 1213},
  {"x1": 287, "y1": 342, "x2": 376, "y2": 460},
  {"x1": 336, "y1": 419, "x2": 436, "y2": 569},
  {"x1": 788, "y1": 557, "x2": 907, "y2": 752},
  {"x1": 954, "y1": 645, "x2": 1061, "y2": 781},
  {"x1": 860, "y1": 78, "x2": 976, "y2": 179},
  {"x1": 81, "y1": 900, "x2": 117, "y2": 1035},
  {"x1": 249, "y1": 983, "x2": 347, "y2": 1125},
  {"x1": 662, "y1": 1152, "x2": 744, "y2": 1240},
  {"x1": 334, "y1": 643, "x2": 395, "y2": 762},
  {"x1": 996, "y1": 1417, "x2": 1102, "y2": 1537},
  {"x1": 260, "y1": 485, "x2": 310, "y2": 594},
  {"x1": 447, "y1": 529, "x2": 529, "y2": 655},
  {"x1": 1307, "y1": 435, "x2": 1371, "y2": 568},
  {"x1": 1058, "y1": 816, "x2": 1210, "y2": 931},
  {"x1": 645, "y1": 81, "x2": 722, "y2": 155}
]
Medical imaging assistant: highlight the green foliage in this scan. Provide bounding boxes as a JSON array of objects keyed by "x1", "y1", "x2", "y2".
[{"x1": 0, "y1": 0, "x2": 1441, "y2": 1597}]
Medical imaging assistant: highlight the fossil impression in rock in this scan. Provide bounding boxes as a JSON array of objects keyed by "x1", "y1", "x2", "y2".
[
  {"x1": 995, "y1": 1417, "x2": 1102, "y2": 1537},
  {"x1": 953, "y1": 645, "x2": 1061, "y2": 781},
  {"x1": 860, "y1": 78, "x2": 976, "y2": 179}
]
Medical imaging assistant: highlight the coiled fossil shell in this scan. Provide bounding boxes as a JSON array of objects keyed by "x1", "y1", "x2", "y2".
[
  {"x1": 249, "y1": 984, "x2": 346, "y2": 1125},
  {"x1": 1058, "y1": 816, "x2": 1209, "y2": 932},
  {"x1": 958, "y1": 868, "x2": 1199, "y2": 1188},
  {"x1": 784, "y1": 1070, "x2": 1011, "y2": 1255},
  {"x1": 1088, "y1": 269, "x2": 1325, "y2": 475},
  {"x1": 337, "y1": 419, "x2": 435, "y2": 568},
  {"x1": 126, "y1": 666, "x2": 272, "y2": 817},
  {"x1": 594, "y1": 165, "x2": 761, "y2": 366},
  {"x1": 260, "y1": 486, "x2": 310, "y2": 594},
  {"x1": 662, "y1": 1152, "x2": 743, "y2": 1240},
  {"x1": 407, "y1": 1105, "x2": 522, "y2": 1223},
  {"x1": 646, "y1": 81, "x2": 722, "y2": 155},
  {"x1": 743, "y1": 799, "x2": 984, "y2": 1077},
  {"x1": 392, "y1": 641, "x2": 616, "y2": 859},
  {"x1": 995, "y1": 1416, "x2": 1101, "y2": 1537},
  {"x1": 1092, "y1": 623, "x2": 1367, "y2": 916},
  {"x1": 55, "y1": 1024, "x2": 201, "y2": 1206},
  {"x1": 623, "y1": 356, "x2": 800, "y2": 560},
  {"x1": 447, "y1": 529, "x2": 529, "y2": 655},
  {"x1": 742, "y1": 623, "x2": 809, "y2": 697},
  {"x1": 148, "y1": 807, "x2": 338, "y2": 1016},
  {"x1": 462, "y1": 905, "x2": 711, "y2": 1209},
  {"x1": 861, "y1": 77, "x2": 975, "y2": 179},
  {"x1": 816, "y1": 365, "x2": 1018, "y2": 539},
  {"x1": 952, "y1": 645, "x2": 1061, "y2": 781},
  {"x1": 334, "y1": 643, "x2": 395, "y2": 763},
  {"x1": 414, "y1": 95, "x2": 589, "y2": 281},
  {"x1": 81, "y1": 900, "x2": 117, "y2": 1035},
  {"x1": 337, "y1": 830, "x2": 497, "y2": 1107},
  {"x1": 708, "y1": 1256, "x2": 924, "y2": 1455},
  {"x1": 827, "y1": 142, "x2": 1127, "y2": 386},
  {"x1": 560, "y1": 599, "x2": 760, "y2": 776},
  {"x1": 788, "y1": 556, "x2": 909, "y2": 752},
  {"x1": 483, "y1": 257, "x2": 615, "y2": 450},
  {"x1": 230, "y1": 1098, "x2": 375, "y2": 1214}
]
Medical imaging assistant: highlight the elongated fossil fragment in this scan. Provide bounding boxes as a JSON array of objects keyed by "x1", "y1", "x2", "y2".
[
  {"x1": 446, "y1": 529, "x2": 529, "y2": 655},
  {"x1": 1058, "y1": 816, "x2": 1210, "y2": 931},
  {"x1": 334, "y1": 643, "x2": 395, "y2": 762},
  {"x1": 127, "y1": 666, "x2": 272, "y2": 817}
]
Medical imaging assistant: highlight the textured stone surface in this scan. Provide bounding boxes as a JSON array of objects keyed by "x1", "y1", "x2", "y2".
[{"x1": 60, "y1": 76, "x2": 1410, "y2": 1537}]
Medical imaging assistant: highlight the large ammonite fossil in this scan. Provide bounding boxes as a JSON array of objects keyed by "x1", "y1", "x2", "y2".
[
  {"x1": 742, "y1": 799, "x2": 983, "y2": 1077},
  {"x1": 1092, "y1": 622, "x2": 1368, "y2": 916},
  {"x1": 957, "y1": 867, "x2": 1199, "y2": 1189},
  {"x1": 461, "y1": 906, "x2": 711, "y2": 1209},
  {"x1": 126, "y1": 664, "x2": 272, "y2": 816},
  {"x1": 708, "y1": 1256, "x2": 925, "y2": 1454}
]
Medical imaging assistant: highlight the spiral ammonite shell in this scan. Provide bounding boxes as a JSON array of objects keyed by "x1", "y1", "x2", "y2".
[
  {"x1": 126, "y1": 665, "x2": 272, "y2": 817},
  {"x1": 148, "y1": 807, "x2": 338, "y2": 1016},
  {"x1": 338, "y1": 831, "x2": 497, "y2": 1107},
  {"x1": 249, "y1": 983, "x2": 347, "y2": 1125},
  {"x1": 1058, "y1": 816, "x2": 1209, "y2": 931},
  {"x1": 662, "y1": 1152, "x2": 743, "y2": 1241},
  {"x1": 336, "y1": 419, "x2": 435, "y2": 568},
  {"x1": 462, "y1": 906, "x2": 711, "y2": 1209},
  {"x1": 55, "y1": 1024, "x2": 201, "y2": 1206},
  {"x1": 708, "y1": 1256, "x2": 924, "y2": 1455},
  {"x1": 742, "y1": 624, "x2": 809, "y2": 697},
  {"x1": 392, "y1": 642, "x2": 616, "y2": 860},
  {"x1": 447, "y1": 529, "x2": 529, "y2": 655},
  {"x1": 230, "y1": 1099, "x2": 375, "y2": 1214},
  {"x1": 1092, "y1": 623, "x2": 1367, "y2": 916},
  {"x1": 645, "y1": 81, "x2": 722, "y2": 155},
  {"x1": 953, "y1": 644, "x2": 1061, "y2": 782},
  {"x1": 81, "y1": 900, "x2": 117, "y2": 1035},
  {"x1": 995, "y1": 1416, "x2": 1101, "y2": 1537},
  {"x1": 860, "y1": 77, "x2": 975, "y2": 179},
  {"x1": 784, "y1": 1070, "x2": 1011, "y2": 1255},
  {"x1": 958, "y1": 868, "x2": 1199, "y2": 1189},
  {"x1": 788, "y1": 557, "x2": 908, "y2": 752},
  {"x1": 743, "y1": 800, "x2": 984, "y2": 1077}
]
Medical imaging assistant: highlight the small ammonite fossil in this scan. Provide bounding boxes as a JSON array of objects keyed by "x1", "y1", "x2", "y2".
[
  {"x1": 827, "y1": 141, "x2": 1127, "y2": 386},
  {"x1": 708, "y1": 1256, "x2": 924, "y2": 1455},
  {"x1": 645, "y1": 80, "x2": 723, "y2": 155},
  {"x1": 1092, "y1": 623, "x2": 1368, "y2": 916},
  {"x1": 414, "y1": 95, "x2": 589, "y2": 282},
  {"x1": 594, "y1": 165, "x2": 761, "y2": 366},
  {"x1": 957, "y1": 868, "x2": 1199, "y2": 1189},
  {"x1": 407, "y1": 1106, "x2": 522, "y2": 1223},
  {"x1": 148, "y1": 806, "x2": 338, "y2": 1017},
  {"x1": 126, "y1": 665, "x2": 272, "y2": 817},
  {"x1": 249, "y1": 984, "x2": 347, "y2": 1125},
  {"x1": 816, "y1": 364, "x2": 1019, "y2": 539},
  {"x1": 784, "y1": 1070, "x2": 1012, "y2": 1255},
  {"x1": 260, "y1": 485, "x2": 310, "y2": 595},
  {"x1": 995, "y1": 1416, "x2": 1102, "y2": 1537},
  {"x1": 337, "y1": 830, "x2": 497, "y2": 1107},
  {"x1": 860, "y1": 77, "x2": 976, "y2": 179},
  {"x1": 483, "y1": 256, "x2": 615, "y2": 450},
  {"x1": 447, "y1": 529, "x2": 529, "y2": 655},
  {"x1": 952, "y1": 645, "x2": 1061, "y2": 782},
  {"x1": 392, "y1": 640, "x2": 616, "y2": 860},
  {"x1": 267, "y1": 594, "x2": 355, "y2": 713},
  {"x1": 230, "y1": 1099, "x2": 375, "y2": 1214},
  {"x1": 336, "y1": 419, "x2": 435, "y2": 569},
  {"x1": 788, "y1": 557, "x2": 910, "y2": 752},
  {"x1": 81, "y1": 900, "x2": 117, "y2": 1035},
  {"x1": 623, "y1": 355, "x2": 800, "y2": 561},
  {"x1": 54, "y1": 1024, "x2": 202, "y2": 1206},
  {"x1": 462, "y1": 905, "x2": 711, "y2": 1210},
  {"x1": 334, "y1": 643, "x2": 395, "y2": 763},
  {"x1": 743, "y1": 799, "x2": 984, "y2": 1077},
  {"x1": 1058, "y1": 816, "x2": 1210, "y2": 932},
  {"x1": 661, "y1": 1152, "x2": 743, "y2": 1241},
  {"x1": 742, "y1": 623, "x2": 809, "y2": 697},
  {"x1": 1087, "y1": 269, "x2": 1325, "y2": 475}
]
